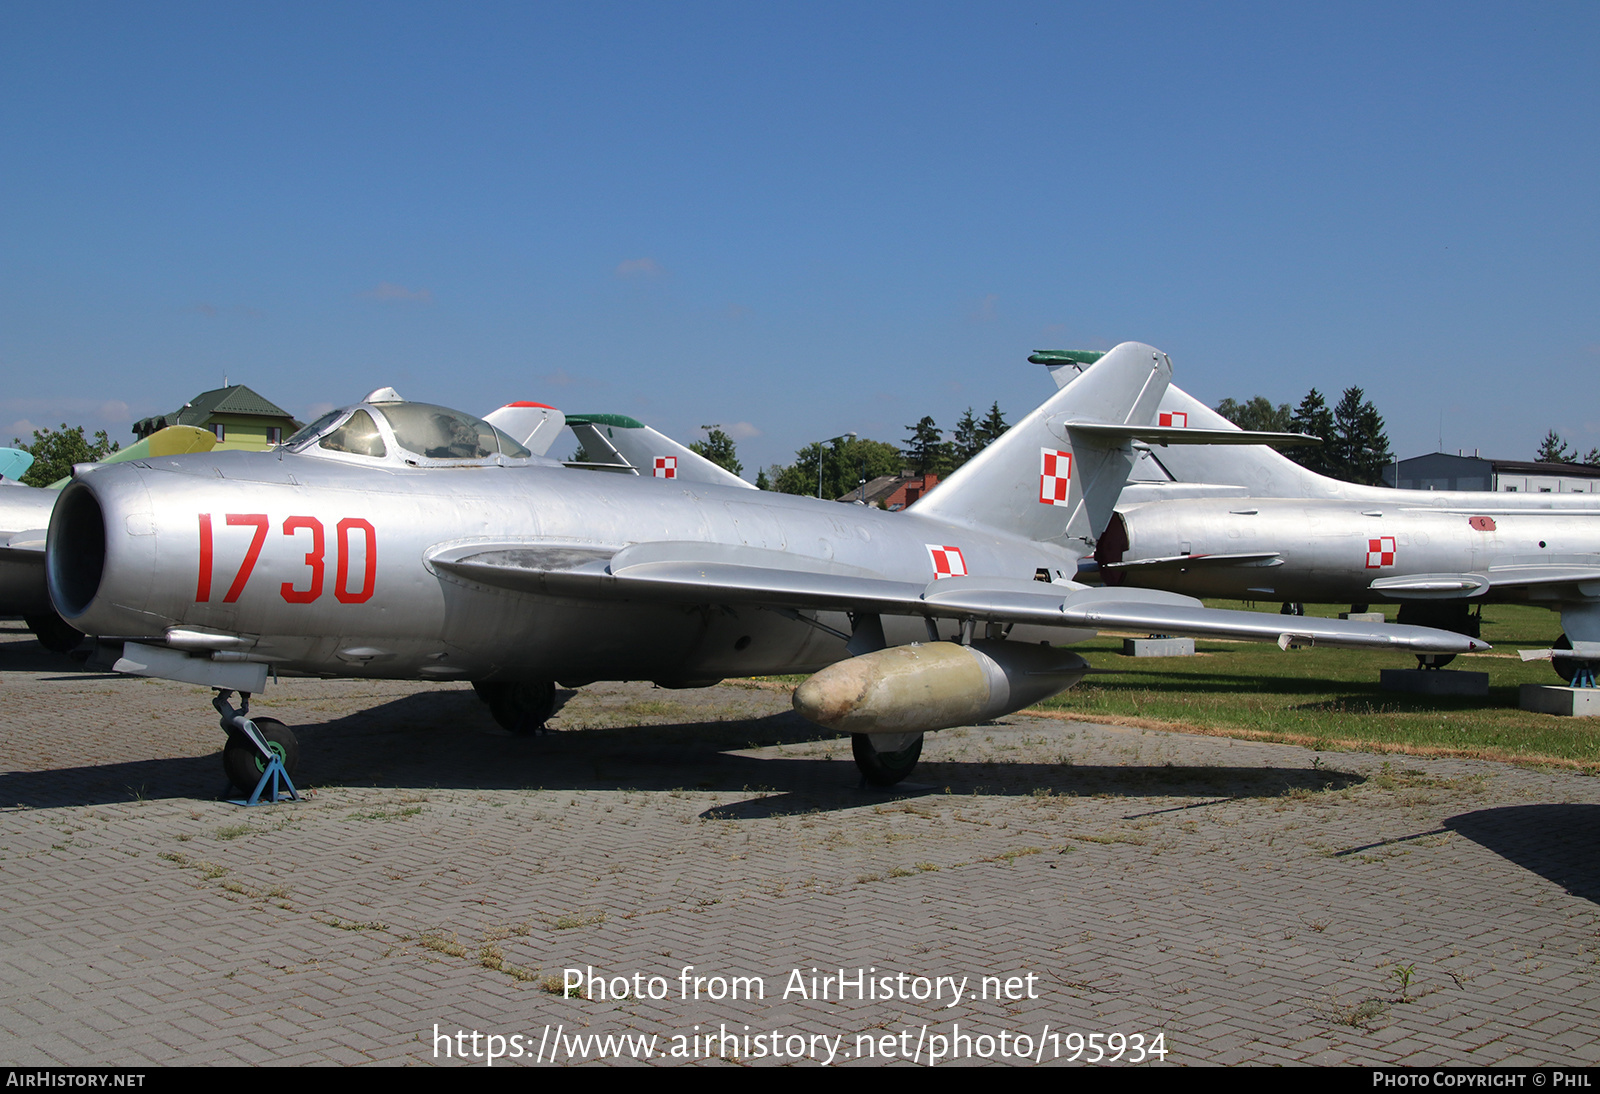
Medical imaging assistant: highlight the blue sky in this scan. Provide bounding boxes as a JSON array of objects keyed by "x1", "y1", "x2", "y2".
[{"x1": 3, "y1": 3, "x2": 1596, "y2": 473}]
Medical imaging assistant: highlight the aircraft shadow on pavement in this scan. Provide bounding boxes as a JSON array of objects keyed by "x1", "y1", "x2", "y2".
[
  {"x1": 0, "y1": 687, "x2": 1363, "y2": 814},
  {"x1": 1446, "y1": 804, "x2": 1600, "y2": 905}
]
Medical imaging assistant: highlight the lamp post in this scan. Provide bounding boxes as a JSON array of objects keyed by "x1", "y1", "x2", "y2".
[{"x1": 815, "y1": 432, "x2": 857, "y2": 498}]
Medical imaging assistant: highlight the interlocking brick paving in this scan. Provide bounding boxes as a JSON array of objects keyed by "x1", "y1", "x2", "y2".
[{"x1": 2, "y1": 619, "x2": 1598, "y2": 1065}]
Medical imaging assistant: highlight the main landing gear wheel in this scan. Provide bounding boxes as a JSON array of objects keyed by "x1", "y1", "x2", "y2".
[
  {"x1": 851, "y1": 732, "x2": 924, "y2": 787},
  {"x1": 223, "y1": 717, "x2": 299, "y2": 794},
  {"x1": 24, "y1": 612, "x2": 83, "y2": 654},
  {"x1": 477, "y1": 680, "x2": 557, "y2": 735},
  {"x1": 1550, "y1": 634, "x2": 1595, "y2": 685}
]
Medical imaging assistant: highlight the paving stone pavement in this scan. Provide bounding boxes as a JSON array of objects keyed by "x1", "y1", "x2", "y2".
[{"x1": 2, "y1": 618, "x2": 1599, "y2": 1066}]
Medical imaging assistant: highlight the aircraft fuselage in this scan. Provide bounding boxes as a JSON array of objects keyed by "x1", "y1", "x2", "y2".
[{"x1": 49, "y1": 452, "x2": 1082, "y2": 685}]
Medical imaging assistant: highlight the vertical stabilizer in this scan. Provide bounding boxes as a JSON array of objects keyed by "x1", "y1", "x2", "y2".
[
  {"x1": 1039, "y1": 352, "x2": 1365, "y2": 501},
  {"x1": 567, "y1": 414, "x2": 754, "y2": 489},
  {"x1": 911, "y1": 341, "x2": 1170, "y2": 553},
  {"x1": 1140, "y1": 385, "x2": 1350, "y2": 499},
  {"x1": 485, "y1": 402, "x2": 567, "y2": 457}
]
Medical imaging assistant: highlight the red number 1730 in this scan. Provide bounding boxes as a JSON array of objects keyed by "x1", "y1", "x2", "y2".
[{"x1": 196, "y1": 514, "x2": 377, "y2": 604}]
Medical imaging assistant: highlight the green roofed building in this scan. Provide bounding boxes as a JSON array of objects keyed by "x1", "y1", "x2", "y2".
[{"x1": 132, "y1": 385, "x2": 302, "y2": 452}]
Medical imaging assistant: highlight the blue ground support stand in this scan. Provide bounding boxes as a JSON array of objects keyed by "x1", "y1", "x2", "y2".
[
  {"x1": 1573, "y1": 663, "x2": 1598, "y2": 690},
  {"x1": 214, "y1": 690, "x2": 302, "y2": 807}
]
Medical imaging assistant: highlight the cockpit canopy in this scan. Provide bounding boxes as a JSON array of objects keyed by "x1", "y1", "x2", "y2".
[{"x1": 285, "y1": 393, "x2": 532, "y2": 467}]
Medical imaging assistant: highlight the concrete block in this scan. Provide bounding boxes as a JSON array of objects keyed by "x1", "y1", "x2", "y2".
[
  {"x1": 1122, "y1": 637, "x2": 1196, "y2": 657},
  {"x1": 1519, "y1": 684, "x2": 1600, "y2": 716},
  {"x1": 1340, "y1": 611, "x2": 1386, "y2": 622},
  {"x1": 1379, "y1": 669, "x2": 1489, "y2": 697}
]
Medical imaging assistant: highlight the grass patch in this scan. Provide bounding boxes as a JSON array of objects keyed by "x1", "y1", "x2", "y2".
[
  {"x1": 1328, "y1": 997, "x2": 1391, "y2": 1028},
  {"x1": 316, "y1": 914, "x2": 389, "y2": 931},
  {"x1": 345, "y1": 806, "x2": 424, "y2": 822},
  {"x1": 158, "y1": 850, "x2": 229, "y2": 879},
  {"x1": 419, "y1": 932, "x2": 469, "y2": 958},
  {"x1": 1032, "y1": 603, "x2": 1600, "y2": 769},
  {"x1": 549, "y1": 911, "x2": 608, "y2": 930}
]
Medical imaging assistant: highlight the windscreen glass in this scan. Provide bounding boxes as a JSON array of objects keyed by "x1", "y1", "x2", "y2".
[
  {"x1": 286, "y1": 410, "x2": 342, "y2": 449},
  {"x1": 377, "y1": 403, "x2": 528, "y2": 460},
  {"x1": 318, "y1": 409, "x2": 387, "y2": 458}
]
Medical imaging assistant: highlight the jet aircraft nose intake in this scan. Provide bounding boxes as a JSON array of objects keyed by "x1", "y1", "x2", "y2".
[
  {"x1": 47, "y1": 472, "x2": 164, "y2": 636},
  {"x1": 47, "y1": 481, "x2": 108, "y2": 619}
]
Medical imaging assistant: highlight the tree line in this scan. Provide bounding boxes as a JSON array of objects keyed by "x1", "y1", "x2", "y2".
[
  {"x1": 1214, "y1": 387, "x2": 1393, "y2": 485},
  {"x1": 8, "y1": 424, "x2": 120, "y2": 488},
  {"x1": 678, "y1": 403, "x2": 1011, "y2": 499},
  {"x1": 1534, "y1": 431, "x2": 1600, "y2": 466}
]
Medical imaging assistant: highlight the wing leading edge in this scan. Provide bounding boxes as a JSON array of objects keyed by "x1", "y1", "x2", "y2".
[{"x1": 428, "y1": 542, "x2": 1487, "y2": 655}]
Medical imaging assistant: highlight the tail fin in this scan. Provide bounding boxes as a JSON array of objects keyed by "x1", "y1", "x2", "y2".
[
  {"x1": 1035, "y1": 352, "x2": 1349, "y2": 501},
  {"x1": 484, "y1": 402, "x2": 567, "y2": 457},
  {"x1": 1135, "y1": 384, "x2": 1351, "y2": 499},
  {"x1": 910, "y1": 341, "x2": 1170, "y2": 553},
  {"x1": 567, "y1": 414, "x2": 754, "y2": 490}
]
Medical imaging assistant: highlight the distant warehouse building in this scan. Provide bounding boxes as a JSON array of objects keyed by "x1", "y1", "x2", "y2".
[
  {"x1": 132, "y1": 384, "x2": 302, "y2": 452},
  {"x1": 1382, "y1": 452, "x2": 1600, "y2": 493}
]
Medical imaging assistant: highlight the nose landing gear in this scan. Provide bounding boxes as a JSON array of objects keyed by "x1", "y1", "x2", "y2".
[{"x1": 213, "y1": 690, "x2": 301, "y2": 803}]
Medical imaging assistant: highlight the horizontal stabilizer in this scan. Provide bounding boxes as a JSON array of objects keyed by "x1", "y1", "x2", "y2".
[{"x1": 1065, "y1": 422, "x2": 1321, "y2": 448}]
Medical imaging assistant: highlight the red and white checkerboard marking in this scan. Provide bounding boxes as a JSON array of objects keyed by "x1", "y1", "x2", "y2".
[
  {"x1": 1039, "y1": 448, "x2": 1072, "y2": 506},
  {"x1": 653, "y1": 456, "x2": 677, "y2": 479},
  {"x1": 926, "y1": 544, "x2": 967, "y2": 579},
  {"x1": 1365, "y1": 536, "x2": 1396, "y2": 569},
  {"x1": 1159, "y1": 411, "x2": 1188, "y2": 428}
]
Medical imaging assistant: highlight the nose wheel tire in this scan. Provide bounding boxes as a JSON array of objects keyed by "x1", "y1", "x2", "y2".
[
  {"x1": 851, "y1": 732, "x2": 924, "y2": 786},
  {"x1": 223, "y1": 717, "x2": 299, "y2": 793}
]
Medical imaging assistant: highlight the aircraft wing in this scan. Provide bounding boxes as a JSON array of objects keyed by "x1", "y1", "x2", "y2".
[
  {"x1": 43, "y1": 425, "x2": 218, "y2": 489},
  {"x1": 428, "y1": 541, "x2": 1486, "y2": 654},
  {"x1": 1, "y1": 529, "x2": 47, "y2": 555},
  {"x1": 0, "y1": 448, "x2": 35, "y2": 483}
]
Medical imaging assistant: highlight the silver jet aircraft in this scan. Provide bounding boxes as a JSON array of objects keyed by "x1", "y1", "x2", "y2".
[
  {"x1": 4, "y1": 404, "x2": 563, "y2": 656},
  {"x1": 45, "y1": 343, "x2": 1484, "y2": 791},
  {"x1": 1031, "y1": 352, "x2": 1600, "y2": 679}
]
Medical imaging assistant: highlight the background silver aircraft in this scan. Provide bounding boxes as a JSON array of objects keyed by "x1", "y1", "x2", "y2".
[
  {"x1": 1033, "y1": 353, "x2": 1600, "y2": 679},
  {"x1": 45, "y1": 343, "x2": 1482, "y2": 791}
]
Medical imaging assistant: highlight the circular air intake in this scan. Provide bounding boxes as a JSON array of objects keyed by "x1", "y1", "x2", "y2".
[{"x1": 47, "y1": 482, "x2": 107, "y2": 619}]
